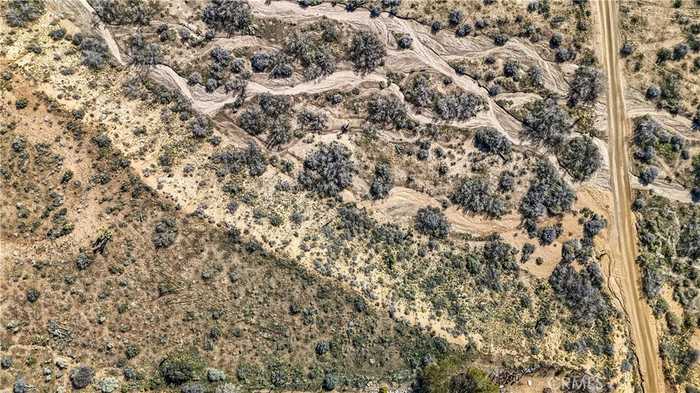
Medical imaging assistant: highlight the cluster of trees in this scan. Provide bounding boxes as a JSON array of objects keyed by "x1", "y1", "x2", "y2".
[
  {"x1": 638, "y1": 254, "x2": 664, "y2": 299},
  {"x1": 369, "y1": 161, "x2": 393, "y2": 199},
  {"x1": 239, "y1": 94, "x2": 294, "y2": 148},
  {"x1": 296, "y1": 109, "x2": 328, "y2": 133},
  {"x1": 189, "y1": 115, "x2": 212, "y2": 138},
  {"x1": 349, "y1": 31, "x2": 386, "y2": 73},
  {"x1": 414, "y1": 358, "x2": 497, "y2": 393},
  {"x1": 401, "y1": 73, "x2": 488, "y2": 121},
  {"x1": 5, "y1": 0, "x2": 45, "y2": 27},
  {"x1": 403, "y1": 74, "x2": 435, "y2": 108},
  {"x1": 557, "y1": 136, "x2": 602, "y2": 182},
  {"x1": 481, "y1": 238, "x2": 518, "y2": 291},
  {"x1": 549, "y1": 261, "x2": 609, "y2": 325},
  {"x1": 337, "y1": 204, "x2": 374, "y2": 239},
  {"x1": 647, "y1": 73, "x2": 684, "y2": 115},
  {"x1": 567, "y1": 66, "x2": 602, "y2": 107},
  {"x1": 561, "y1": 238, "x2": 594, "y2": 263},
  {"x1": 523, "y1": 99, "x2": 602, "y2": 182},
  {"x1": 190, "y1": 46, "x2": 249, "y2": 93},
  {"x1": 632, "y1": 116, "x2": 685, "y2": 185},
  {"x1": 284, "y1": 31, "x2": 337, "y2": 80},
  {"x1": 298, "y1": 142, "x2": 355, "y2": 197},
  {"x1": 91, "y1": 0, "x2": 158, "y2": 25},
  {"x1": 211, "y1": 141, "x2": 268, "y2": 177},
  {"x1": 433, "y1": 92, "x2": 487, "y2": 121},
  {"x1": 520, "y1": 161, "x2": 575, "y2": 221},
  {"x1": 473, "y1": 127, "x2": 512, "y2": 161},
  {"x1": 450, "y1": 177, "x2": 507, "y2": 218},
  {"x1": 366, "y1": 93, "x2": 412, "y2": 129},
  {"x1": 583, "y1": 211, "x2": 607, "y2": 238},
  {"x1": 414, "y1": 207, "x2": 450, "y2": 239},
  {"x1": 128, "y1": 34, "x2": 162, "y2": 65},
  {"x1": 522, "y1": 98, "x2": 572, "y2": 148},
  {"x1": 202, "y1": 0, "x2": 253, "y2": 35},
  {"x1": 633, "y1": 116, "x2": 665, "y2": 164},
  {"x1": 678, "y1": 220, "x2": 700, "y2": 260}
]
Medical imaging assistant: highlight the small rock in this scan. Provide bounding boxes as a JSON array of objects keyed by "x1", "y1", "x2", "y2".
[
  {"x1": 214, "y1": 383, "x2": 239, "y2": 393},
  {"x1": 207, "y1": 368, "x2": 226, "y2": 382},
  {"x1": 70, "y1": 366, "x2": 94, "y2": 389},
  {"x1": 13, "y1": 378, "x2": 28, "y2": 393},
  {"x1": 181, "y1": 383, "x2": 205, "y2": 393},
  {"x1": 98, "y1": 377, "x2": 120, "y2": 393}
]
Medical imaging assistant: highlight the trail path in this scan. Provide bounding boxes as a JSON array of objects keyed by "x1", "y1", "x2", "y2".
[{"x1": 595, "y1": 1, "x2": 664, "y2": 391}]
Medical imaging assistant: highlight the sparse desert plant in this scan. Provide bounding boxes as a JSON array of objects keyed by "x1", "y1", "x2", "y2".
[
  {"x1": 498, "y1": 170, "x2": 515, "y2": 192},
  {"x1": 397, "y1": 35, "x2": 413, "y2": 49},
  {"x1": 159, "y1": 353, "x2": 202, "y2": 385},
  {"x1": 557, "y1": 136, "x2": 602, "y2": 182},
  {"x1": 298, "y1": 142, "x2": 355, "y2": 197},
  {"x1": 692, "y1": 107, "x2": 700, "y2": 131},
  {"x1": 448, "y1": 9, "x2": 462, "y2": 25},
  {"x1": 503, "y1": 59, "x2": 520, "y2": 79},
  {"x1": 5, "y1": 0, "x2": 45, "y2": 27},
  {"x1": 152, "y1": 218, "x2": 178, "y2": 248},
  {"x1": 527, "y1": 66, "x2": 544, "y2": 88},
  {"x1": 369, "y1": 161, "x2": 393, "y2": 199},
  {"x1": 250, "y1": 52, "x2": 272, "y2": 72},
  {"x1": 521, "y1": 243, "x2": 535, "y2": 262},
  {"x1": 348, "y1": 31, "x2": 386, "y2": 73},
  {"x1": 415, "y1": 206, "x2": 450, "y2": 239},
  {"x1": 77, "y1": 35, "x2": 110, "y2": 70},
  {"x1": 455, "y1": 23, "x2": 472, "y2": 37}
]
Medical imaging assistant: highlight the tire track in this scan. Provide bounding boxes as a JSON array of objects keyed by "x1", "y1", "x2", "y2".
[{"x1": 595, "y1": 1, "x2": 665, "y2": 391}]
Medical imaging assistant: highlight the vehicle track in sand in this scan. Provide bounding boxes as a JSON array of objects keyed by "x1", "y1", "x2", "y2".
[{"x1": 595, "y1": 1, "x2": 664, "y2": 391}]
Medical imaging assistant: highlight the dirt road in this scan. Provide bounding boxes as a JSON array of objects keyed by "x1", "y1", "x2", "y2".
[{"x1": 595, "y1": 1, "x2": 665, "y2": 391}]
